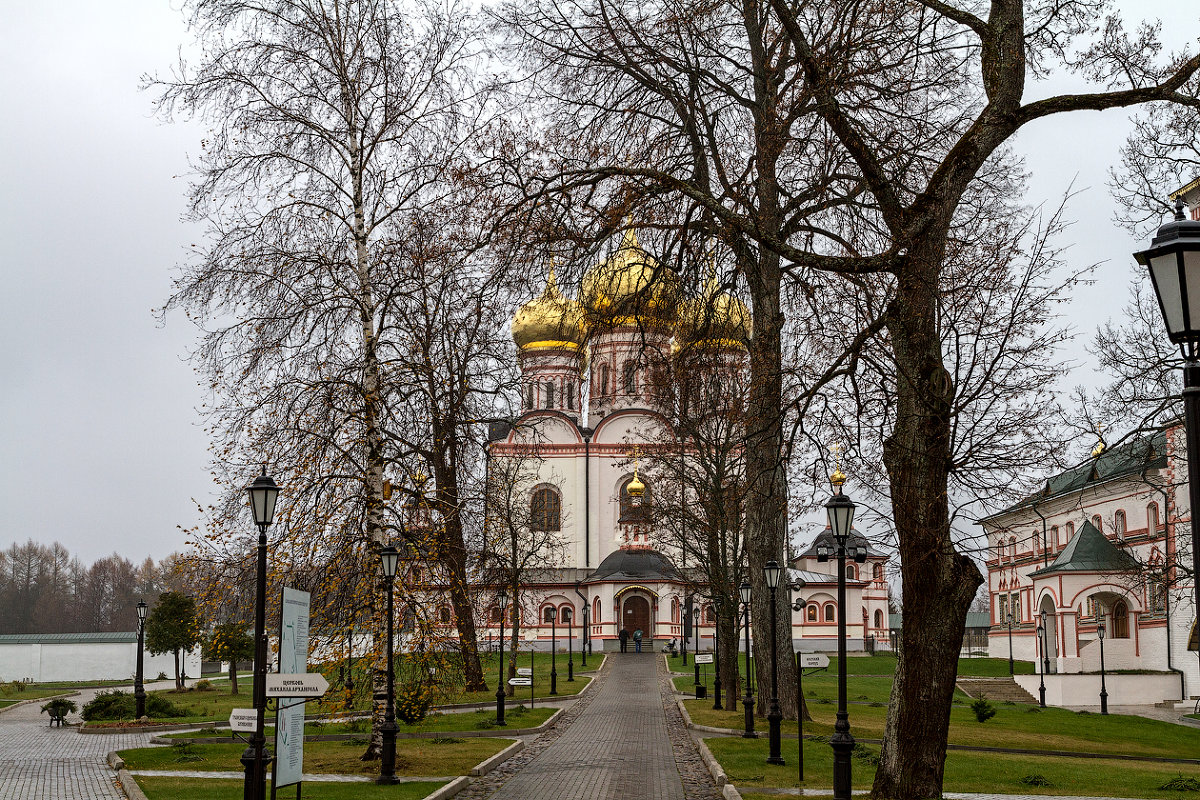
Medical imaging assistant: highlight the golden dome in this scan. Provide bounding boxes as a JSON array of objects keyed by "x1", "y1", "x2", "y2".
[
  {"x1": 512, "y1": 269, "x2": 587, "y2": 352},
  {"x1": 581, "y1": 228, "x2": 680, "y2": 327},
  {"x1": 676, "y1": 275, "x2": 751, "y2": 350},
  {"x1": 627, "y1": 473, "x2": 645, "y2": 498}
]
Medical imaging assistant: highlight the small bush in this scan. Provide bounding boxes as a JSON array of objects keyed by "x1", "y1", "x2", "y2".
[
  {"x1": 970, "y1": 697, "x2": 996, "y2": 723},
  {"x1": 155, "y1": 672, "x2": 168, "y2": 681},
  {"x1": 1026, "y1": 707, "x2": 1042, "y2": 713},
  {"x1": 869, "y1": 701, "x2": 885, "y2": 708},
  {"x1": 395, "y1": 684, "x2": 431, "y2": 725},
  {"x1": 194, "y1": 679, "x2": 214, "y2": 691},
  {"x1": 818, "y1": 698, "x2": 833, "y2": 704},
  {"x1": 40, "y1": 698, "x2": 77, "y2": 721},
  {"x1": 1021, "y1": 775, "x2": 1052, "y2": 787},
  {"x1": 344, "y1": 717, "x2": 369, "y2": 732},
  {"x1": 852, "y1": 744, "x2": 880, "y2": 766},
  {"x1": 1159, "y1": 776, "x2": 1200, "y2": 792},
  {"x1": 1076, "y1": 709, "x2": 1092, "y2": 715},
  {"x1": 856, "y1": 694, "x2": 869, "y2": 700},
  {"x1": 431, "y1": 737, "x2": 464, "y2": 744},
  {"x1": 81, "y1": 690, "x2": 184, "y2": 721},
  {"x1": 172, "y1": 742, "x2": 204, "y2": 763}
]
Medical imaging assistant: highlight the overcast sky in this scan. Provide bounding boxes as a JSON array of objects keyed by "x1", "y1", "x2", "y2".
[{"x1": 0, "y1": 1, "x2": 1196, "y2": 564}]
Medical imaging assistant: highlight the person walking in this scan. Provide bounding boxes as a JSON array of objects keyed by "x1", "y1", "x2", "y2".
[
  {"x1": 633, "y1": 628, "x2": 643, "y2": 653},
  {"x1": 619, "y1": 628, "x2": 629, "y2": 653}
]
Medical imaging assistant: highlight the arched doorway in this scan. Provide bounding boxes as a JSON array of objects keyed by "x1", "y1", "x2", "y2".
[
  {"x1": 1038, "y1": 595, "x2": 1058, "y2": 673},
  {"x1": 622, "y1": 594, "x2": 651, "y2": 640}
]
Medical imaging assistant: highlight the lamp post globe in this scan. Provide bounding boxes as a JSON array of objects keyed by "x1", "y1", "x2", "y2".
[
  {"x1": 134, "y1": 600, "x2": 148, "y2": 720},
  {"x1": 242, "y1": 469, "x2": 280, "y2": 800},
  {"x1": 825, "y1": 480, "x2": 857, "y2": 800},
  {"x1": 739, "y1": 580, "x2": 755, "y2": 738},
  {"x1": 763, "y1": 560, "x2": 784, "y2": 765},
  {"x1": 1135, "y1": 199, "x2": 1200, "y2": 664}
]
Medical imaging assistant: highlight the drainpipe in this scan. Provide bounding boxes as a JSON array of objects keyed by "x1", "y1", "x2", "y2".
[
  {"x1": 575, "y1": 426, "x2": 594, "y2": 655},
  {"x1": 1032, "y1": 498, "x2": 1049, "y2": 569}
]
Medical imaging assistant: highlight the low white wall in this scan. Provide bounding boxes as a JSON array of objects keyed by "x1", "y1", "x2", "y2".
[
  {"x1": 1014, "y1": 672, "x2": 1182, "y2": 706},
  {"x1": 0, "y1": 642, "x2": 200, "y2": 683}
]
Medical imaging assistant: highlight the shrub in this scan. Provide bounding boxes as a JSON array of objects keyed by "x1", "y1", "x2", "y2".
[
  {"x1": 156, "y1": 672, "x2": 168, "y2": 681},
  {"x1": 194, "y1": 679, "x2": 214, "y2": 691},
  {"x1": 1159, "y1": 776, "x2": 1200, "y2": 792},
  {"x1": 1021, "y1": 775, "x2": 1052, "y2": 787},
  {"x1": 81, "y1": 690, "x2": 184, "y2": 721},
  {"x1": 395, "y1": 684, "x2": 431, "y2": 725},
  {"x1": 970, "y1": 697, "x2": 996, "y2": 722},
  {"x1": 40, "y1": 698, "x2": 77, "y2": 720}
]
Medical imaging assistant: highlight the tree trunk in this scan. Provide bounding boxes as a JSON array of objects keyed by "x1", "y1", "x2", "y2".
[
  {"x1": 743, "y1": 251, "x2": 798, "y2": 721},
  {"x1": 433, "y1": 461, "x2": 486, "y2": 692},
  {"x1": 229, "y1": 661, "x2": 239, "y2": 695},
  {"x1": 870, "y1": 251, "x2": 982, "y2": 799},
  {"x1": 174, "y1": 649, "x2": 182, "y2": 690},
  {"x1": 718, "y1": 602, "x2": 739, "y2": 712}
]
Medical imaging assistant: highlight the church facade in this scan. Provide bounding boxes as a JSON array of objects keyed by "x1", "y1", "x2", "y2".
[{"x1": 464, "y1": 229, "x2": 892, "y2": 653}]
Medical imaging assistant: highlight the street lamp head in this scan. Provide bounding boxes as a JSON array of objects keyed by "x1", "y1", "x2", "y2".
[
  {"x1": 1134, "y1": 200, "x2": 1200, "y2": 357},
  {"x1": 379, "y1": 545, "x2": 400, "y2": 579},
  {"x1": 136, "y1": 599, "x2": 147, "y2": 623},
  {"x1": 815, "y1": 542, "x2": 831, "y2": 563},
  {"x1": 1097, "y1": 617, "x2": 1105, "y2": 640},
  {"x1": 1007, "y1": 612, "x2": 1013, "y2": 626},
  {"x1": 692, "y1": 606, "x2": 700, "y2": 621},
  {"x1": 1036, "y1": 623, "x2": 1044, "y2": 635},
  {"x1": 739, "y1": 580, "x2": 751, "y2": 604},
  {"x1": 498, "y1": 588, "x2": 508, "y2": 606},
  {"x1": 763, "y1": 560, "x2": 782, "y2": 589},
  {"x1": 792, "y1": 598, "x2": 806, "y2": 613},
  {"x1": 825, "y1": 490, "x2": 856, "y2": 545},
  {"x1": 246, "y1": 469, "x2": 281, "y2": 528},
  {"x1": 548, "y1": 606, "x2": 557, "y2": 621}
]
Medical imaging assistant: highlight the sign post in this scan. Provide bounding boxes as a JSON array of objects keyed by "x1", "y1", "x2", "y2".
[{"x1": 272, "y1": 588, "x2": 311, "y2": 799}]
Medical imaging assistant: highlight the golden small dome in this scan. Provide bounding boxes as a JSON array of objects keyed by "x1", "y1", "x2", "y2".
[
  {"x1": 512, "y1": 269, "x2": 587, "y2": 352},
  {"x1": 581, "y1": 228, "x2": 680, "y2": 327},
  {"x1": 627, "y1": 473, "x2": 645, "y2": 498},
  {"x1": 676, "y1": 275, "x2": 751, "y2": 350},
  {"x1": 830, "y1": 467, "x2": 847, "y2": 488}
]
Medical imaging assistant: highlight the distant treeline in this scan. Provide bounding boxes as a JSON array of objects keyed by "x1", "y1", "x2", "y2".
[{"x1": 0, "y1": 540, "x2": 181, "y2": 634}]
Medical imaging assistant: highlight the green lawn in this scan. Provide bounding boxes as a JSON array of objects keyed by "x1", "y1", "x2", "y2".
[
  {"x1": 119, "y1": 737, "x2": 513, "y2": 776},
  {"x1": 160, "y1": 705, "x2": 556, "y2": 739},
  {"x1": 0, "y1": 685, "x2": 80, "y2": 702},
  {"x1": 708, "y1": 737, "x2": 1200, "y2": 798},
  {"x1": 675, "y1": 670, "x2": 972, "y2": 704},
  {"x1": 686, "y1": 699, "x2": 1200, "y2": 760},
  {"x1": 133, "y1": 777, "x2": 446, "y2": 800}
]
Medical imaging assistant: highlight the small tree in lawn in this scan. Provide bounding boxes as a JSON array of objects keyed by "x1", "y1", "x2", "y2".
[
  {"x1": 203, "y1": 622, "x2": 254, "y2": 695},
  {"x1": 146, "y1": 592, "x2": 201, "y2": 690}
]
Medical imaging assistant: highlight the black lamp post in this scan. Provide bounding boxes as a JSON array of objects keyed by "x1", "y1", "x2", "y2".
[
  {"x1": 822, "y1": 480, "x2": 859, "y2": 800},
  {"x1": 791, "y1": 583, "x2": 808, "y2": 785},
  {"x1": 712, "y1": 604, "x2": 722, "y2": 710},
  {"x1": 496, "y1": 589, "x2": 508, "y2": 726},
  {"x1": 1097, "y1": 615, "x2": 1109, "y2": 715},
  {"x1": 682, "y1": 597, "x2": 690, "y2": 667},
  {"x1": 581, "y1": 605, "x2": 589, "y2": 666},
  {"x1": 1006, "y1": 611, "x2": 1015, "y2": 675},
  {"x1": 693, "y1": 607, "x2": 702, "y2": 693},
  {"x1": 134, "y1": 600, "x2": 147, "y2": 719},
  {"x1": 1136, "y1": 199, "x2": 1200, "y2": 671},
  {"x1": 764, "y1": 560, "x2": 784, "y2": 765},
  {"x1": 740, "y1": 580, "x2": 755, "y2": 738},
  {"x1": 567, "y1": 608, "x2": 574, "y2": 682},
  {"x1": 378, "y1": 545, "x2": 400, "y2": 784},
  {"x1": 242, "y1": 469, "x2": 280, "y2": 800},
  {"x1": 548, "y1": 606, "x2": 558, "y2": 696},
  {"x1": 1036, "y1": 610, "x2": 1047, "y2": 708},
  {"x1": 345, "y1": 626, "x2": 355, "y2": 703}
]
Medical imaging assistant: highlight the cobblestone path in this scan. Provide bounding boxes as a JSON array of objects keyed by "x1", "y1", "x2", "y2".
[
  {"x1": 459, "y1": 651, "x2": 721, "y2": 800},
  {"x1": 0, "y1": 684, "x2": 166, "y2": 800}
]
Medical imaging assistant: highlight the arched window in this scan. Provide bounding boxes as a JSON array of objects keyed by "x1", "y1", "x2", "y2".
[
  {"x1": 1009, "y1": 536, "x2": 1017, "y2": 560},
  {"x1": 531, "y1": 486, "x2": 561, "y2": 531},
  {"x1": 1148, "y1": 503, "x2": 1160, "y2": 535},
  {"x1": 845, "y1": 564, "x2": 857, "y2": 579},
  {"x1": 566, "y1": 381, "x2": 575, "y2": 410},
  {"x1": 872, "y1": 563, "x2": 883, "y2": 580},
  {"x1": 543, "y1": 606, "x2": 557, "y2": 623},
  {"x1": 524, "y1": 383, "x2": 534, "y2": 410},
  {"x1": 545, "y1": 382, "x2": 555, "y2": 409},
  {"x1": 1092, "y1": 514, "x2": 1103, "y2": 532},
  {"x1": 807, "y1": 605, "x2": 818, "y2": 622},
  {"x1": 623, "y1": 361, "x2": 636, "y2": 394},
  {"x1": 704, "y1": 605, "x2": 715, "y2": 624},
  {"x1": 619, "y1": 478, "x2": 650, "y2": 521},
  {"x1": 489, "y1": 606, "x2": 502, "y2": 623},
  {"x1": 593, "y1": 596, "x2": 601, "y2": 623},
  {"x1": 438, "y1": 606, "x2": 451, "y2": 625},
  {"x1": 862, "y1": 608, "x2": 868, "y2": 629},
  {"x1": 561, "y1": 606, "x2": 573, "y2": 624},
  {"x1": 1050, "y1": 526, "x2": 1059, "y2": 549},
  {"x1": 874, "y1": 609, "x2": 884, "y2": 629},
  {"x1": 1065, "y1": 521, "x2": 1074, "y2": 544},
  {"x1": 1111, "y1": 600, "x2": 1129, "y2": 638},
  {"x1": 1114, "y1": 510, "x2": 1126, "y2": 541},
  {"x1": 824, "y1": 604, "x2": 835, "y2": 622},
  {"x1": 671, "y1": 598, "x2": 680, "y2": 623},
  {"x1": 598, "y1": 364, "x2": 609, "y2": 395}
]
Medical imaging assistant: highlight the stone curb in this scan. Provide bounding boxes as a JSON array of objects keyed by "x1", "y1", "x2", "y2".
[
  {"x1": 421, "y1": 775, "x2": 471, "y2": 800},
  {"x1": 108, "y1": 752, "x2": 152, "y2": 800},
  {"x1": 0, "y1": 690, "x2": 78, "y2": 715},
  {"x1": 83, "y1": 721, "x2": 219, "y2": 735},
  {"x1": 695, "y1": 737, "x2": 727, "y2": 786},
  {"x1": 469, "y1": 739, "x2": 524, "y2": 776},
  {"x1": 722, "y1": 784, "x2": 744, "y2": 800}
]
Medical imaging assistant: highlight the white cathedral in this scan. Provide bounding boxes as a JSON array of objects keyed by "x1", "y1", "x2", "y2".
[{"x1": 456, "y1": 229, "x2": 892, "y2": 653}]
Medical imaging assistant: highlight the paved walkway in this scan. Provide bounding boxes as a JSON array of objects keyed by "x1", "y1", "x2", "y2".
[
  {"x1": 461, "y1": 651, "x2": 721, "y2": 800},
  {"x1": 0, "y1": 682, "x2": 172, "y2": 800}
]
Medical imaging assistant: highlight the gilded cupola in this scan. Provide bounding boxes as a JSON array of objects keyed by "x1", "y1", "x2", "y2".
[
  {"x1": 580, "y1": 228, "x2": 681, "y2": 327},
  {"x1": 675, "y1": 275, "x2": 752, "y2": 350},
  {"x1": 511, "y1": 269, "x2": 587, "y2": 352}
]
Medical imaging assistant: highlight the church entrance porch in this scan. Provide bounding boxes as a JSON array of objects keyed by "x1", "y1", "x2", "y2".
[{"x1": 622, "y1": 594, "x2": 652, "y2": 648}]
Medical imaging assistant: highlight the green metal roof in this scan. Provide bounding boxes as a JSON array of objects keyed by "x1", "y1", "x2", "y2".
[
  {"x1": 993, "y1": 431, "x2": 1167, "y2": 517},
  {"x1": 0, "y1": 632, "x2": 137, "y2": 644},
  {"x1": 1029, "y1": 520, "x2": 1141, "y2": 577}
]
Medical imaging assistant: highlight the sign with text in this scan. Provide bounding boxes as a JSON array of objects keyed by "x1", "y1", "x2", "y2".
[
  {"x1": 229, "y1": 708, "x2": 257, "y2": 733},
  {"x1": 266, "y1": 672, "x2": 328, "y2": 698},
  {"x1": 516, "y1": 667, "x2": 532, "y2": 676},
  {"x1": 693, "y1": 653, "x2": 714, "y2": 665},
  {"x1": 508, "y1": 677, "x2": 532, "y2": 686},
  {"x1": 275, "y1": 587, "x2": 311, "y2": 789},
  {"x1": 800, "y1": 653, "x2": 830, "y2": 669}
]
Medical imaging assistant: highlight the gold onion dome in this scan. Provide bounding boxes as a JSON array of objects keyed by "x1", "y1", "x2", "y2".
[
  {"x1": 830, "y1": 466, "x2": 847, "y2": 489},
  {"x1": 676, "y1": 275, "x2": 752, "y2": 350},
  {"x1": 512, "y1": 269, "x2": 587, "y2": 352},
  {"x1": 627, "y1": 472, "x2": 645, "y2": 498},
  {"x1": 581, "y1": 228, "x2": 681, "y2": 327}
]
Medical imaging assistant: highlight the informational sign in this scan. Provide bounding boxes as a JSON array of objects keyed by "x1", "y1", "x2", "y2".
[
  {"x1": 516, "y1": 667, "x2": 532, "y2": 676},
  {"x1": 508, "y1": 677, "x2": 532, "y2": 686},
  {"x1": 229, "y1": 708, "x2": 257, "y2": 733},
  {"x1": 275, "y1": 587, "x2": 311, "y2": 789},
  {"x1": 800, "y1": 653, "x2": 830, "y2": 669},
  {"x1": 694, "y1": 653, "x2": 714, "y2": 665}
]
